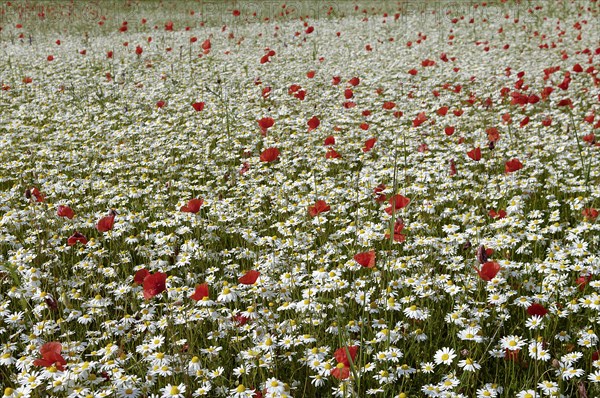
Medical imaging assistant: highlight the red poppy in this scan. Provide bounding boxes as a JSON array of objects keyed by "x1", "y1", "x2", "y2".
[
  {"x1": 260, "y1": 147, "x2": 280, "y2": 162},
  {"x1": 57, "y1": 205, "x2": 75, "y2": 219},
  {"x1": 383, "y1": 101, "x2": 395, "y2": 110},
  {"x1": 156, "y1": 100, "x2": 165, "y2": 108},
  {"x1": 96, "y1": 213, "x2": 115, "y2": 232},
  {"x1": 324, "y1": 135, "x2": 335, "y2": 146},
  {"x1": 192, "y1": 102, "x2": 205, "y2": 112},
  {"x1": 344, "y1": 89, "x2": 353, "y2": 99},
  {"x1": 135, "y1": 45, "x2": 143, "y2": 55},
  {"x1": 67, "y1": 232, "x2": 88, "y2": 246},
  {"x1": 306, "y1": 70, "x2": 315, "y2": 78},
  {"x1": 412, "y1": 112, "x2": 427, "y2": 127},
  {"x1": 181, "y1": 198, "x2": 204, "y2": 213},
  {"x1": 334, "y1": 346, "x2": 359, "y2": 366},
  {"x1": 325, "y1": 148, "x2": 342, "y2": 159},
  {"x1": 134, "y1": 268, "x2": 150, "y2": 285},
  {"x1": 239, "y1": 270, "x2": 260, "y2": 285},
  {"x1": 385, "y1": 194, "x2": 410, "y2": 215},
  {"x1": 28, "y1": 187, "x2": 45, "y2": 202},
  {"x1": 348, "y1": 77, "x2": 360, "y2": 86},
  {"x1": 527, "y1": 303, "x2": 548, "y2": 317},
  {"x1": 473, "y1": 261, "x2": 500, "y2": 281},
  {"x1": 363, "y1": 138, "x2": 377, "y2": 152},
  {"x1": 307, "y1": 116, "x2": 320, "y2": 131},
  {"x1": 444, "y1": 126, "x2": 455, "y2": 136},
  {"x1": 449, "y1": 159, "x2": 457, "y2": 176},
  {"x1": 354, "y1": 251, "x2": 376, "y2": 268},
  {"x1": 190, "y1": 283, "x2": 209, "y2": 301},
  {"x1": 582, "y1": 208, "x2": 598, "y2": 220},
  {"x1": 143, "y1": 272, "x2": 167, "y2": 299},
  {"x1": 505, "y1": 158, "x2": 523, "y2": 173},
  {"x1": 541, "y1": 116, "x2": 553, "y2": 126},
  {"x1": 486, "y1": 127, "x2": 500, "y2": 143},
  {"x1": 437, "y1": 106, "x2": 449, "y2": 116},
  {"x1": 308, "y1": 200, "x2": 330, "y2": 217},
  {"x1": 385, "y1": 218, "x2": 406, "y2": 242},
  {"x1": 373, "y1": 184, "x2": 387, "y2": 203},
  {"x1": 583, "y1": 133, "x2": 596, "y2": 145},
  {"x1": 232, "y1": 9, "x2": 240, "y2": 16},
  {"x1": 234, "y1": 313, "x2": 250, "y2": 326},
  {"x1": 467, "y1": 147, "x2": 481, "y2": 161},
  {"x1": 576, "y1": 275, "x2": 592, "y2": 291},
  {"x1": 332, "y1": 76, "x2": 341, "y2": 85},
  {"x1": 258, "y1": 117, "x2": 275, "y2": 135},
  {"x1": 488, "y1": 209, "x2": 507, "y2": 219},
  {"x1": 165, "y1": 21, "x2": 174, "y2": 31},
  {"x1": 33, "y1": 342, "x2": 66, "y2": 371},
  {"x1": 408, "y1": 68, "x2": 418, "y2": 76}
]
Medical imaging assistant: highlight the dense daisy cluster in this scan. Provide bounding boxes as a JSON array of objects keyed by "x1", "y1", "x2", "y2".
[{"x1": 1, "y1": 0, "x2": 600, "y2": 397}]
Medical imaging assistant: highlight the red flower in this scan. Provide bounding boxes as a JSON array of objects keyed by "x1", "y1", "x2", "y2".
[
  {"x1": 308, "y1": 200, "x2": 330, "y2": 217},
  {"x1": 156, "y1": 100, "x2": 165, "y2": 108},
  {"x1": 348, "y1": 77, "x2": 360, "y2": 86},
  {"x1": 334, "y1": 346, "x2": 359, "y2": 366},
  {"x1": 467, "y1": 147, "x2": 481, "y2": 161},
  {"x1": 486, "y1": 127, "x2": 500, "y2": 143},
  {"x1": 385, "y1": 218, "x2": 406, "y2": 242},
  {"x1": 67, "y1": 232, "x2": 87, "y2": 246},
  {"x1": 437, "y1": 106, "x2": 449, "y2": 116},
  {"x1": 382, "y1": 101, "x2": 395, "y2": 110},
  {"x1": 582, "y1": 208, "x2": 598, "y2": 220},
  {"x1": 527, "y1": 303, "x2": 548, "y2": 317},
  {"x1": 473, "y1": 261, "x2": 500, "y2": 281},
  {"x1": 444, "y1": 126, "x2": 455, "y2": 136},
  {"x1": 373, "y1": 184, "x2": 387, "y2": 203},
  {"x1": 323, "y1": 135, "x2": 335, "y2": 146},
  {"x1": 325, "y1": 148, "x2": 342, "y2": 159},
  {"x1": 306, "y1": 70, "x2": 315, "y2": 78},
  {"x1": 307, "y1": 116, "x2": 320, "y2": 131},
  {"x1": 239, "y1": 270, "x2": 260, "y2": 285},
  {"x1": 260, "y1": 147, "x2": 280, "y2": 162},
  {"x1": 135, "y1": 45, "x2": 143, "y2": 55},
  {"x1": 583, "y1": 133, "x2": 596, "y2": 145},
  {"x1": 412, "y1": 112, "x2": 427, "y2": 127},
  {"x1": 165, "y1": 21, "x2": 174, "y2": 31},
  {"x1": 28, "y1": 187, "x2": 45, "y2": 202},
  {"x1": 331, "y1": 345, "x2": 359, "y2": 378},
  {"x1": 134, "y1": 269, "x2": 150, "y2": 285},
  {"x1": 344, "y1": 89, "x2": 353, "y2": 99},
  {"x1": 181, "y1": 198, "x2": 204, "y2": 213},
  {"x1": 57, "y1": 205, "x2": 75, "y2": 219},
  {"x1": 354, "y1": 251, "x2": 376, "y2": 268},
  {"x1": 96, "y1": 213, "x2": 115, "y2": 232},
  {"x1": 408, "y1": 68, "x2": 418, "y2": 76},
  {"x1": 576, "y1": 275, "x2": 592, "y2": 291},
  {"x1": 232, "y1": 9, "x2": 240, "y2": 16},
  {"x1": 191, "y1": 102, "x2": 205, "y2": 112},
  {"x1": 385, "y1": 194, "x2": 410, "y2": 215},
  {"x1": 363, "y1": 137, "x2": 377, "y2": 152},
  {"x1": 258, "y1": 117, "x2": 275, "y2": 135},
  {"x1": 33, "y1": 342, "x2": 66, "y2": 371},
  {"x1": 505, "y1": 158, "x2": 523, "y2": 173},
  {"x1": 488, "y1": 209, "x2": 507, "y2": 219},
  {"x1": 332, "y1": 76, "x2": 341, "y2": 85},
  {"x1": 190, "y1": 283, "x2": 210, "y2": 301},
  {"x1": 143, "y1": 272, "x2": 167, "y2": 299}
]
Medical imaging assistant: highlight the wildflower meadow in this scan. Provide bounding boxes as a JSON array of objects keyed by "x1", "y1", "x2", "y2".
[{"x1": 1, "y1": 0, "x2": 599, "y2": 397}]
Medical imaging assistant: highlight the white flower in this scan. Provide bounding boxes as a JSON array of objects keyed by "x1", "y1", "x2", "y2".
[{"x1": 434, "y1": 347, "x2": 456, "y2": 365}]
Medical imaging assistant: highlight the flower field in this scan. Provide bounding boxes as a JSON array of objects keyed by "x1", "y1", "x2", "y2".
[{"x1": 1, "y1": 0, "x2": 600, "y2": 397}]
